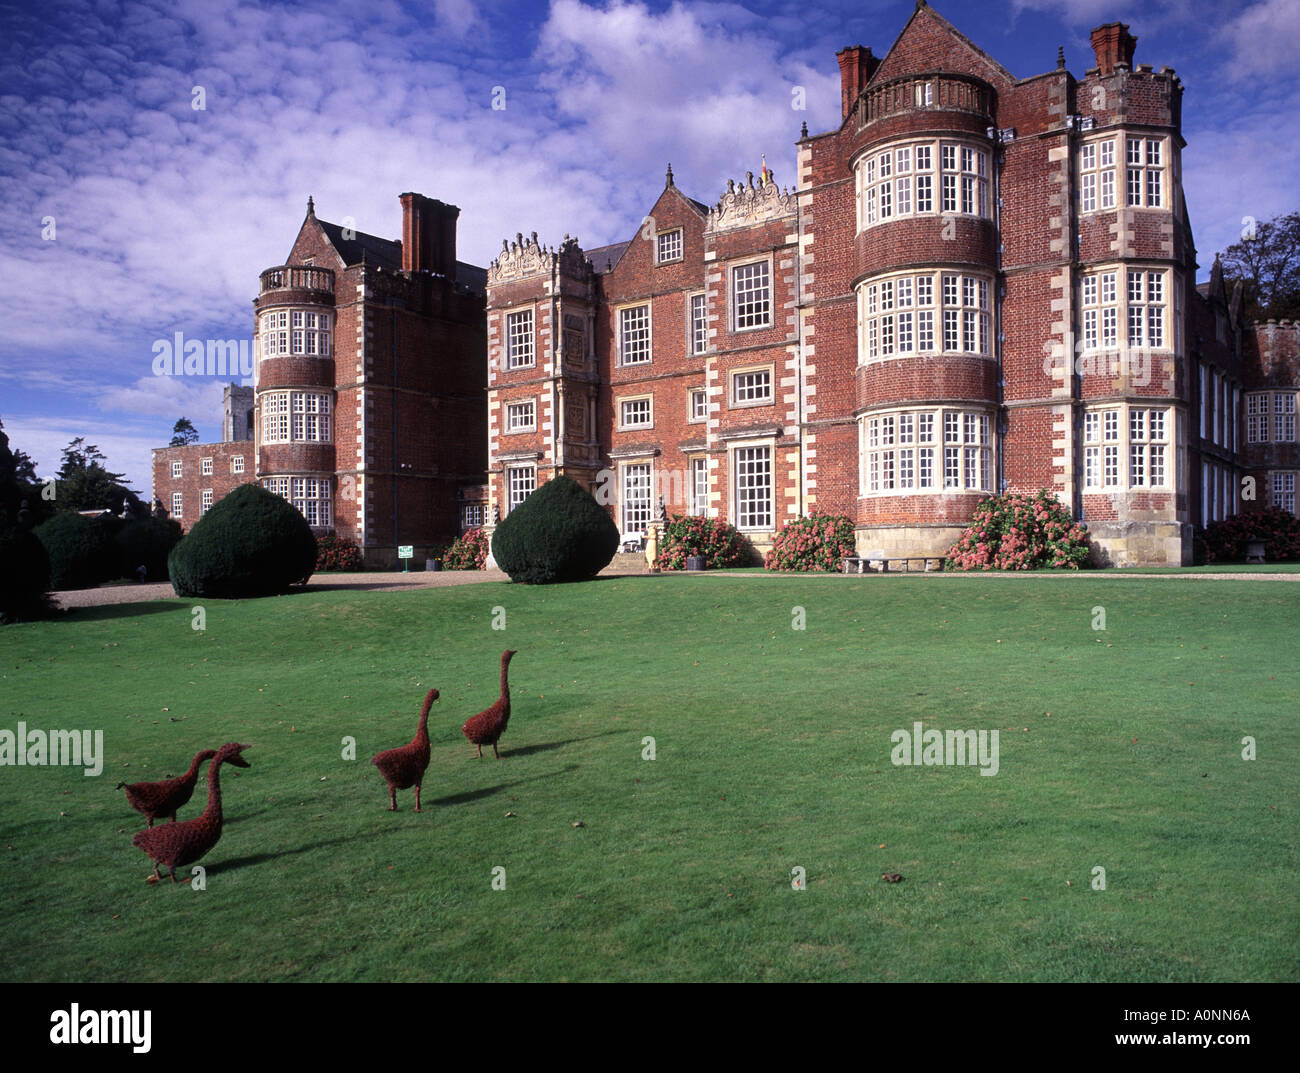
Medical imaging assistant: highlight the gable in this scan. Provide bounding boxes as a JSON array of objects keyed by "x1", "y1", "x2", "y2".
[{"x1": 870, "y1": 2, "x2": 1015, "y2": 90}]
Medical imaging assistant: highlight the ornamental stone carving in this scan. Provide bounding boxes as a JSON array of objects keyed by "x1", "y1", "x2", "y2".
[{"x1": 705, "y1": 171, "x2": 796, "y2": 233}]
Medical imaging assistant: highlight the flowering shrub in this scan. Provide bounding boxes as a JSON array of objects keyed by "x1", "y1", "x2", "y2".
[
  {"x1": 654, "y1": 514, "x2": 750, "y2": 570},
  {"x1": 764, "y1": 512, "x2": 856, "y2": 572},
  {"x1": 442, "y1": 527, "x2": 489, "y2": 570},
  {"x1": 946, "y1": 490, "x2": 1091, "y2": 570},
  {"x1": 315, "y1": 534, "x2": 363, "y2": 572},
  {"x1": 1202, "y1": 506, "x2": 1300, "y2": 562}
]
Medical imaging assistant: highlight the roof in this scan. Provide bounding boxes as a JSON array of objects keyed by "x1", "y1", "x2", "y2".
[
  {"x1": 456, "y1": 261, "x2": 487, "y2": 294},
  {"x1": 584, "y1": 241, "x2": 631, "y2": 274},
  {"x1": 316, "y1": 217, "x2": 487, "y2": 292},
  {"x1": 317, "y1": 218, "x2": 403, "y2": 269}
]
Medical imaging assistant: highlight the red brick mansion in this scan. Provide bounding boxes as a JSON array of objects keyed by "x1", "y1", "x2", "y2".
[
  {"x1": 154, "y1": 1, "x2": 1298, "y2": 568},
  {"x1": 482, "y1": 1, "x2": 1298, "y2": 566}
]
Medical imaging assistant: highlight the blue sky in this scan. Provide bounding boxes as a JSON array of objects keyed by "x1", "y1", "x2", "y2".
[{"x1": 2, "y1": 0, "x2": 1297, "y2": 496}]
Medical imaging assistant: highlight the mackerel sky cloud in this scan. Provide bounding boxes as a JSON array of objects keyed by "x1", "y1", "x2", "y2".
[{"x1": 1, "y1": 0, "x2": 1294, "y2": 493}]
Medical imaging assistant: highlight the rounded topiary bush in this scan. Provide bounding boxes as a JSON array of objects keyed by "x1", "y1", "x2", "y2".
[
  {"x1": 491, "y1": 476, "x2": 618, "y2": 584},
  {"x1": 0, "y1": 528, "x2": 54, "y2": 622},
  {"x1": 168, "y1": 483, "x2": 318, "y2": 598},
  {"x1": 34, "y1": 511, "x2": 117, "y2": 590}
]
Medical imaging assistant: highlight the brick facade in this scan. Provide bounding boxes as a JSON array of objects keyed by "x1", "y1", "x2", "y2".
[{"x1": 483, "y1": 1, "x2": 1297, "y2": 566}]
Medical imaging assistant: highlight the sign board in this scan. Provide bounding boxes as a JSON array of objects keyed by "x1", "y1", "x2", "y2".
[{"x1": 397, "y1": 546, "x2": 413, "y2": 559}]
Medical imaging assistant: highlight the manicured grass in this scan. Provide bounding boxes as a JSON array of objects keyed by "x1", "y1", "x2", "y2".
[{"x1": 0, "y1": 576, "x2": 1294, "y2": 981}]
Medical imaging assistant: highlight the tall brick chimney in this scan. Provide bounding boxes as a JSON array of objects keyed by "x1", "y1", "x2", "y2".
[
  {"x1": 1090, "y1": 22, "x2": 1137, "y2": 74},
  {"x1": 836, "y1": 45, "x2": 879, "y2": 121},
  {"x1": 399, "y1": 192, "x2": 459, "y2": 279}
]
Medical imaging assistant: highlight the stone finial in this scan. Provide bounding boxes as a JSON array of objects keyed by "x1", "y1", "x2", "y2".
[
  {"x1": 746, "y1": 170, "x2": 755, "y2": 189},
  {"x1": 307, "y1": 195, "x2": 315, "y2": 216},
  {"x1": 800, "y1": 120, "x2": 808, "y2": 138},
  {"x1": 666, "y1": 163, "x2": 674, "y2": 187},
  {"x1": 1057, "y1": 46, "x2": 1065, "y2": 69}
]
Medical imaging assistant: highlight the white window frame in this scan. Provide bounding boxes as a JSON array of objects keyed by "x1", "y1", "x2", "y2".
[
  {"x1": 505, "y1": 308, "x2": 535, "y2": 370},
  {"x1": 171, "y1": 492, "x2": 183, "y2": 518},
  {"x1": 621, "y1": 462, "x2": 654, "y2": 534},
  {"x1": 732, "y1": 444, "x2": 773, "y2": 531},
  {"x1": 1125, "y1": 136, "x2": 1166, "y2": 208},
  {"x1": 860, "y1": 407, "x2": 990, "y2": 496},
  {"x1": 1272, "y1": 471, "x2": 1296, "y2": 514},
  {"x1": 505, "y1": 399, "x2": 537, "y2": 433},
  {"x1": 618, "y1": 304, "x2": 652, "y2": 366},
  {"x1": 170, "y1": 460, "x2": 182, "y2": 479},
  {"x1": 231, "y1": 455, "x2": 244, "y2": 474},
  {"x1": 656, "y1": 228, "x2": 683, "y2": 265},
  {"x1": 731, "y1": 260, "x2": 771, "y2": 332},
  {"x1": 200, "y1": 457, "x2": 213, "y2": 476},
  {"x1": 618, "y1": 395, "x2": 653, "y2": 430},
  {"x1": 1078, "y1": 136, "x2": 1117, "y2": 214},
  {"x1": 506, "y1": 465, "x2": 536, "y2": 512},
  {"x1": 856, "y1": 139, "x2": 989, "y2": 232},
  {"x1": 200, "y1": 488, "x2": 213, "y2": 516},
  {"x1": 1082, "y1": 405, "x2": 1172, "y2": 491},
  {"x1": 730, "y1": 366, "x2": 773, "y2": 408},
  {"x1": 690, "y1": 456, "x2": 709, "y2": 517},
  {"x1": 689, "y1": 388, "x2": 708, "y2": 423},
  {"x1": 690, "y1": 293, "x2": 708, "y2": 355},
  {"x1": 858, "y1": 270, "x2": 990, "y2": 364},
  {"x1": 1080, "y1": 266, "x2": 1168, "y2": 353}
]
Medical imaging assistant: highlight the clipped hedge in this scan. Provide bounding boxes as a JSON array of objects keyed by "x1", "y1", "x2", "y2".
[
  {"x1": 168, "y1": 483, "x2": 317, "y2": 598},
  {"x1": 491, "y1": 476, "x2": 618, "y2": 584},
  {"x1": 112, "y1": 516, "x2": 183, "y2": 581},
  {"x1": 765, "y1": 512, "x2": 856, "y2": 572},
  {"x1": 653, "y1": 514, "x2": 750, "y2": 570},
  {"x1": 34, "y1": 511, "x2": 116, "y2": 590}
]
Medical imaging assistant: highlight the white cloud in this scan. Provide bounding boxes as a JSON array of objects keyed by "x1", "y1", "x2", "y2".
[{"x1": 1223, "y1": 0, "x2": 1300, "y2": 77}]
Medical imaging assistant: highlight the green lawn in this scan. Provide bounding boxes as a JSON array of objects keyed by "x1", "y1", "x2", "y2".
[{"x1": 0, "y1": 576, "x2": 1295, "y2": 981}]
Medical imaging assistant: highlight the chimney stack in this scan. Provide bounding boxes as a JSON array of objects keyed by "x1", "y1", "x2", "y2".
[
  {"x1": 399, "y1": 192, "x2": 459, "y2": 280},
  {"x1": 836, "y1": 46, "x2": 879, "y2": 121},
  {"x1": 1090, "y1": 22, "x2": 1137, "y2": 75}
]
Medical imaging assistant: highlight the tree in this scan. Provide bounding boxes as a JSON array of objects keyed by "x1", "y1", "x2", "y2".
[
  {"x1": 169, "y1": 417, "x2": 200, "y2": 447},
  {"x1": 491, "y1": 476, "x2": 619, "y2": 583},
  {"x1": 54, "y1": 437, "x2": 141, "y2": 515},
  {"x1": 1219, "y1": 210, "x2": 1300, "y2": 323}
]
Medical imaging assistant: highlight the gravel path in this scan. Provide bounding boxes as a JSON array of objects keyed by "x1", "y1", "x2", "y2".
[{"x1": 52, "y1": 561, "x2": 1297, "y2": 609}]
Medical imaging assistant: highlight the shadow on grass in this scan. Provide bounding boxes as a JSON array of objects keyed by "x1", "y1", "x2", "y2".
[
  {"x1": 60, "y1": 602, "x2": 188, "y2": 622},
  {"x1": 428, "y1": 763, "x2": 580, "y2": 807},
  {"x1": 211, "y1": 827, "x2": 404, "y2": 875},
  {"x1": 501, "y1": 729, "x2": 624, "y2": 758}
]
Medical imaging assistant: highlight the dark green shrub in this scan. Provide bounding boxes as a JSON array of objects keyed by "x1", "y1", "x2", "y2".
[
  {"x1": 114, "y1": 516, "x2": 183, "y2": 580},
  {"x1": 168, "y1": 483, "x2": 317, "y2": 598},
  {"x1": 654, "y1": 514, "x2": 751, "y2": 570},
  {"x1": 1202, "y1": 506, "x2": 1300, "y2": 562},
  {"x1": 34, "y1": 511, "x2": 116, "y2": 590},
  {"x1": 315, "y1": 533, "x2": 363, "y2": 571},
  {"x1": 491, "y1": 476, "x2": 618, "y2": 584},
  {"x1": 0, "y1": 528, "x2": 54, "y2": 622}
]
